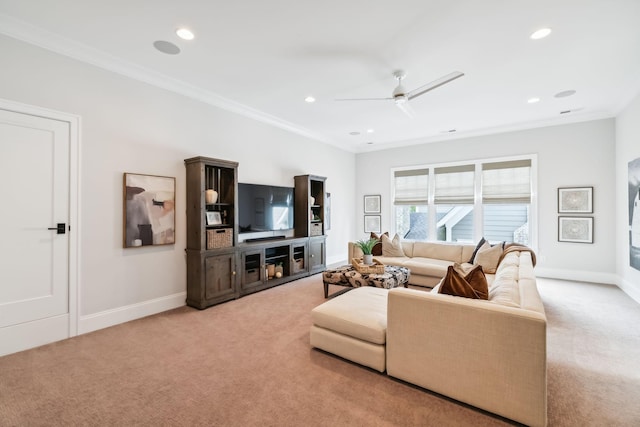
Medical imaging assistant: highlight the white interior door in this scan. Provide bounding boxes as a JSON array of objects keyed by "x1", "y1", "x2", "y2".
[{"x1": 0, "y1": 107, "x2": 71, "y2": 356}]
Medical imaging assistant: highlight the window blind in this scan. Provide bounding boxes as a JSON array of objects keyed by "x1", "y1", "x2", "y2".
[
  {"x1": 393, "y1": 169, "x2": 429, "y2": 205},
  {"x1": 434, "y1": 165, "x2": 475, "y2": 204},
  {"x1": 482, "y1": 159, "x2": 531, "y2": 203}
]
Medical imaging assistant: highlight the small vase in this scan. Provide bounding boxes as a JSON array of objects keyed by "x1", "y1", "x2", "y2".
[
  {"x1": 205, "y1": 189, "x2": 218, "y2": 204},
  {"x1": 363, "y1": 254, "x2": 374, "y2": 265}
]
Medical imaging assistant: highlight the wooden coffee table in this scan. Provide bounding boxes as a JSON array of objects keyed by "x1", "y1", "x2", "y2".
[{"x1": 322, "y1": 264, "x2": 410, "y2": 298}]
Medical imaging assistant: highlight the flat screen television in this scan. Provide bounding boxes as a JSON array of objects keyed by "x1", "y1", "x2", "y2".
[{"x1": 238, "y1": 183, "x2": 294, "y2": 233}]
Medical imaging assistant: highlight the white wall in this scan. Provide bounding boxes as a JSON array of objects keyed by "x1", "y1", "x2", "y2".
[
  {"x1": 615, "y1": 92, "x2": 640, "y2": 302},
  {"x1": 0, "y1": 35, "x2": 355, "y2": 332},
  {"x1": 355, "y1": 120, "x2": 617, "y2": 283}
]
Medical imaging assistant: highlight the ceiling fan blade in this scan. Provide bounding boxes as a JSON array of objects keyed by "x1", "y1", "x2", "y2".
[
  {"x1": 407, "y1": 71, "x2": 464, "y2": 100},
  {"x1": 335, "y1": 97, "x2": 393, "y2": 101},
  {"x1": 395, "y1": 100, "x2": 416, "y2": 118}
]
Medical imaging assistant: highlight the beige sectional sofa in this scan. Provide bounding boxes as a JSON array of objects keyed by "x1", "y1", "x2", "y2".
[
  {"x1": 312, "y1": 244, "x2": 547, "y2": 427},
  {"x1": 348, "y1": 240, "x2": 477, "y2": 287}
]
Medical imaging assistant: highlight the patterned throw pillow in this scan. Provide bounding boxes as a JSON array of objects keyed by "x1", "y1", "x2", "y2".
[
  {"x1": 439, "y1": 263, "x2": 488, "y2": 300},
  {"x1": 381, "y1": 233, "x2": 405, "y2": 257}
]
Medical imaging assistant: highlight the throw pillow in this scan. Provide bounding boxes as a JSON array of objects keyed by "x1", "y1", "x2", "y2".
[
  {"x1": 474, "y1": 241, "x2": 503, "y2": 274},
  {"x1": 370, "y1": 231, "x2": 389, "y2": 256},
  {"x1": 468, "y1": 237, "x2": 487, "y2": 263},
  {"x1": 438, "y1": 263, "x2": 488, "y2": 300},
  {"x1": 459, "y1": 264, "x2": 489, "y2": 300},
  {"x1": 381, "y1": 233, "x2": 405, "y2": 257},
  {"x1": 469, "y1": 237, "x2": 506, "y2": 263}
]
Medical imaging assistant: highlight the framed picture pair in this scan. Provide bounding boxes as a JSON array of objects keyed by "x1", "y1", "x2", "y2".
[
  {"x1": 364, "y1": 195, "x2": 381, "y2": 233},
  {"x1": 557, "y1": 187, "x2": 593, "y2": 243}
]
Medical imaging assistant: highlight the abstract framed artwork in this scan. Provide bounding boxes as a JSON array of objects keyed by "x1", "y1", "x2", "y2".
[
  {"x1": 558, "y1": 216, "x2": 593, "y2": 243},
  {"x1": 123, "y1": 173, "x2": 176, "y2": 248},
  {"x1": 364, "y1": 194, "x2": 381, "y2": 214},
  {"x1": 364, "y1": 215, "x2": 381, "y2": 233},
  {"x1": 558, "y1": 187, "x2": 593, "y2": 213}
]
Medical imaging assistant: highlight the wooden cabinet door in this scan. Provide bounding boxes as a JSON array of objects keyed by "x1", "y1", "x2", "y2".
[
  {"x1": 240, "y1": 249, "x2": 265, "y2": 291},
  {"x1": 205, "y1": 253, "x2": 237, "y2": 301},
  {"x1": 309, "y1": 237, "x2": 326, "y2": 274}
]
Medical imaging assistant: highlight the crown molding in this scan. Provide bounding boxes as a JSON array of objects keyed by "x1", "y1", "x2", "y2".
[
  {"x1": 0, "y1": 13, "x2": 343, "y2": 149},
  {"x1": 356, "y1": 109, "x2": 614, "y2": 154}
]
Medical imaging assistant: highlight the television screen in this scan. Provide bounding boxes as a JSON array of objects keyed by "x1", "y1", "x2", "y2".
[{"x1": 238, "y1": 183, "x2": 294, "y2": 233}]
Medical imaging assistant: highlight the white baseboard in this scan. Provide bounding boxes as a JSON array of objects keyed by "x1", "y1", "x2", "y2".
[
  {"x1": 533, "y1": 267, "x2": 618, "y2": 285},
  {"x1": 0, "y1": 314, "x2": 69, "y2": 357},
  {"x1": 78, "y1": 292, "x2": 186, "y2": 335},
  {"x1": 616, "y1": 277, "x2": 640, "y2": 304}
]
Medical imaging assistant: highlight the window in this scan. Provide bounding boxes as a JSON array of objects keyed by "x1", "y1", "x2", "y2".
[
  {"x1": 392, "y1": 156, "x2": 535, "y2": 246},
  {"x1": 434, "y1": 165, "x2": 475, "y2": 242},
  {"x1": 393, "y1": 169, "x2": 429, "y2": 239},
  {"x1": 482, "y1": 160, "x2": 532, "y2": 245}
]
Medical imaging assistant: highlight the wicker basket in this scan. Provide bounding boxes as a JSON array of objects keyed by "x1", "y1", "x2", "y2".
[
  {"x1": 207, "y1": 228, "x2": 233, "y2": 249},
  {"x1": 310, "y1": 222, "x2": 323, "y2": 236},
  {"x1": 351, "y1": 258, "x2": 385, "y2": 274}
]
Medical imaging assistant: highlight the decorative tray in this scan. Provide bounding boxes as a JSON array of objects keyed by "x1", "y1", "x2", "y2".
[{"x1": 351, "y1": 258, "x2": 385, "y2": 274}]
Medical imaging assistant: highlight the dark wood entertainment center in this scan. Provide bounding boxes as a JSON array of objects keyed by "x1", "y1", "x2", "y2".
[{"x1": 184, "y1": 156, "x2": 327, "y2": 309}]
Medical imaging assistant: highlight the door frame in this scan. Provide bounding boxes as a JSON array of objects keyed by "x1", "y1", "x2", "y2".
[{"x1": 0, "y1": 97, "x2": 81, "y2": 340}]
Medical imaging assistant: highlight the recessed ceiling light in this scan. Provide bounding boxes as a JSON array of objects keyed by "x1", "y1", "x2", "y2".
[
  {"x1": 153, "y1": 40, "x2": 180, "y2": 55},
  {"x1": 530, "y1": 28, "x2": 552, "y2": 40},
  {"x1": 366, "y1": 129, "x2": 374, "y2": 133},
  {"x1": 349, "y1": 131, "x2": 360, "y2": 136},
  {"x1": 555, "y1": 90, "x2": 576, "y2": 98},
  {"x1": 304, "y1": 96, "x2": 316, "y2": 103},
  {"x1": 527, "y1": 97, "x2": 541, "y2": 104},
  {"x1": 176, "y1": 28, "x2": 195, "y2": 40}
]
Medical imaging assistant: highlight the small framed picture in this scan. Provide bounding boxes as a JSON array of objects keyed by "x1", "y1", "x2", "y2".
[
  {"x1": 558, "y1": 216, "x2": 593, "y2": 243},
  {"x1": 558, "y1": 187, "x2": 593, "y2": 213},
  {"x1": 364, "y1": 215, "x2": 381, "y2": 233},
  {"x1": 364, "y1": 194, "x2": 381, "y2": 213},
  {"x1": 206, "y1": 211, "x2": 222, "y2": 226}
]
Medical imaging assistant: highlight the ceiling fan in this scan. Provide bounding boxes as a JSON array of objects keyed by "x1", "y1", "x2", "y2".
[{"x1": 336, "y1": 70, "x2": 464, "y2": 118}]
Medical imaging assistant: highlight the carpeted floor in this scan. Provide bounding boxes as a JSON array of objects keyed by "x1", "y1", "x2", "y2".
[{"x1": 1, "y1": 275, "x2": 639, "y2": 426}]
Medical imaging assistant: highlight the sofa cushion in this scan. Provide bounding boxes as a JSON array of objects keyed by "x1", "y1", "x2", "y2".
[
  {"x1": 311, "y1": 287, "x2": 388, "y2": 344},
  {"x1": 469, "y1": 237, "x2": 487, "y2": 263},
  {"x1": 413, "y1": 242, "x2": 463, "y2": 263},
  {"x1": 382, "y1": 234, "x2": 406, "y2": 257},
  {"x1": 401, "y1": 241, "x2": 414, "y2": 258},
  {"x1": 370, "y1": 231, "x2": 389, "y2": 256},
  {"x1": 474, "y1": 241, "x2": 503, "y2": 274},
  {"x1": 402, "y1": 258, "x2": 452, "y2": 277},
  {"x1": 438, "y1": 264, "x2": 488, "y2": 299}
]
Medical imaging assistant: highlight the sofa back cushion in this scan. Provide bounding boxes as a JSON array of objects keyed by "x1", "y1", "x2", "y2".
[
  {"x1": 401, "y1": 241, "x2": 414, "y2": 257},
  {"x1": 413, "y1": 242, "x2": 463, "y2": 263}
]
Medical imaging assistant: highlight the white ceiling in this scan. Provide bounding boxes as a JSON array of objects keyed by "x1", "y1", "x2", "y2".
[{"x1": 1, "y1": 0, "x2": 640, "y2": 153}]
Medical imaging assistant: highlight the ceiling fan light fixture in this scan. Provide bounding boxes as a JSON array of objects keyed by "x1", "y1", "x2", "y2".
[{"x1": 530, "y1": 28, "x2": 552, "y2": 40}]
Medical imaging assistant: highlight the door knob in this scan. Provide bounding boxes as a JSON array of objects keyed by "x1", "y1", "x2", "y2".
[{"x1": 47, "y1": 223, "x2": 66, "y2": 234}]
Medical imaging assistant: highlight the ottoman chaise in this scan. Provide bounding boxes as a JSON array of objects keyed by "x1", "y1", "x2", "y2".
[{"x1": 310, "y1": 286, "x2": 388, "y2": 372}]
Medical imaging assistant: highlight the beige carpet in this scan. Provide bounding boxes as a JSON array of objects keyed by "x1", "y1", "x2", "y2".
[{"x1": 1, "y1": 275, "x2": 639, "y2": 426}]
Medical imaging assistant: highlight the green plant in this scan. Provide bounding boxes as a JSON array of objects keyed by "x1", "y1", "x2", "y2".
[{"x1": 355, "y1": 238, "x2": 379, "y2": 255}]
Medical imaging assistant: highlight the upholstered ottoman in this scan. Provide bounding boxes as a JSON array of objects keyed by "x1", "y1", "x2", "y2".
[
  {"x1": 322, "y1": 265, "x2": 410, "y2": 298},
  {"x1": 310, "y1": 286, "x2": 388, "y2": 372}
]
